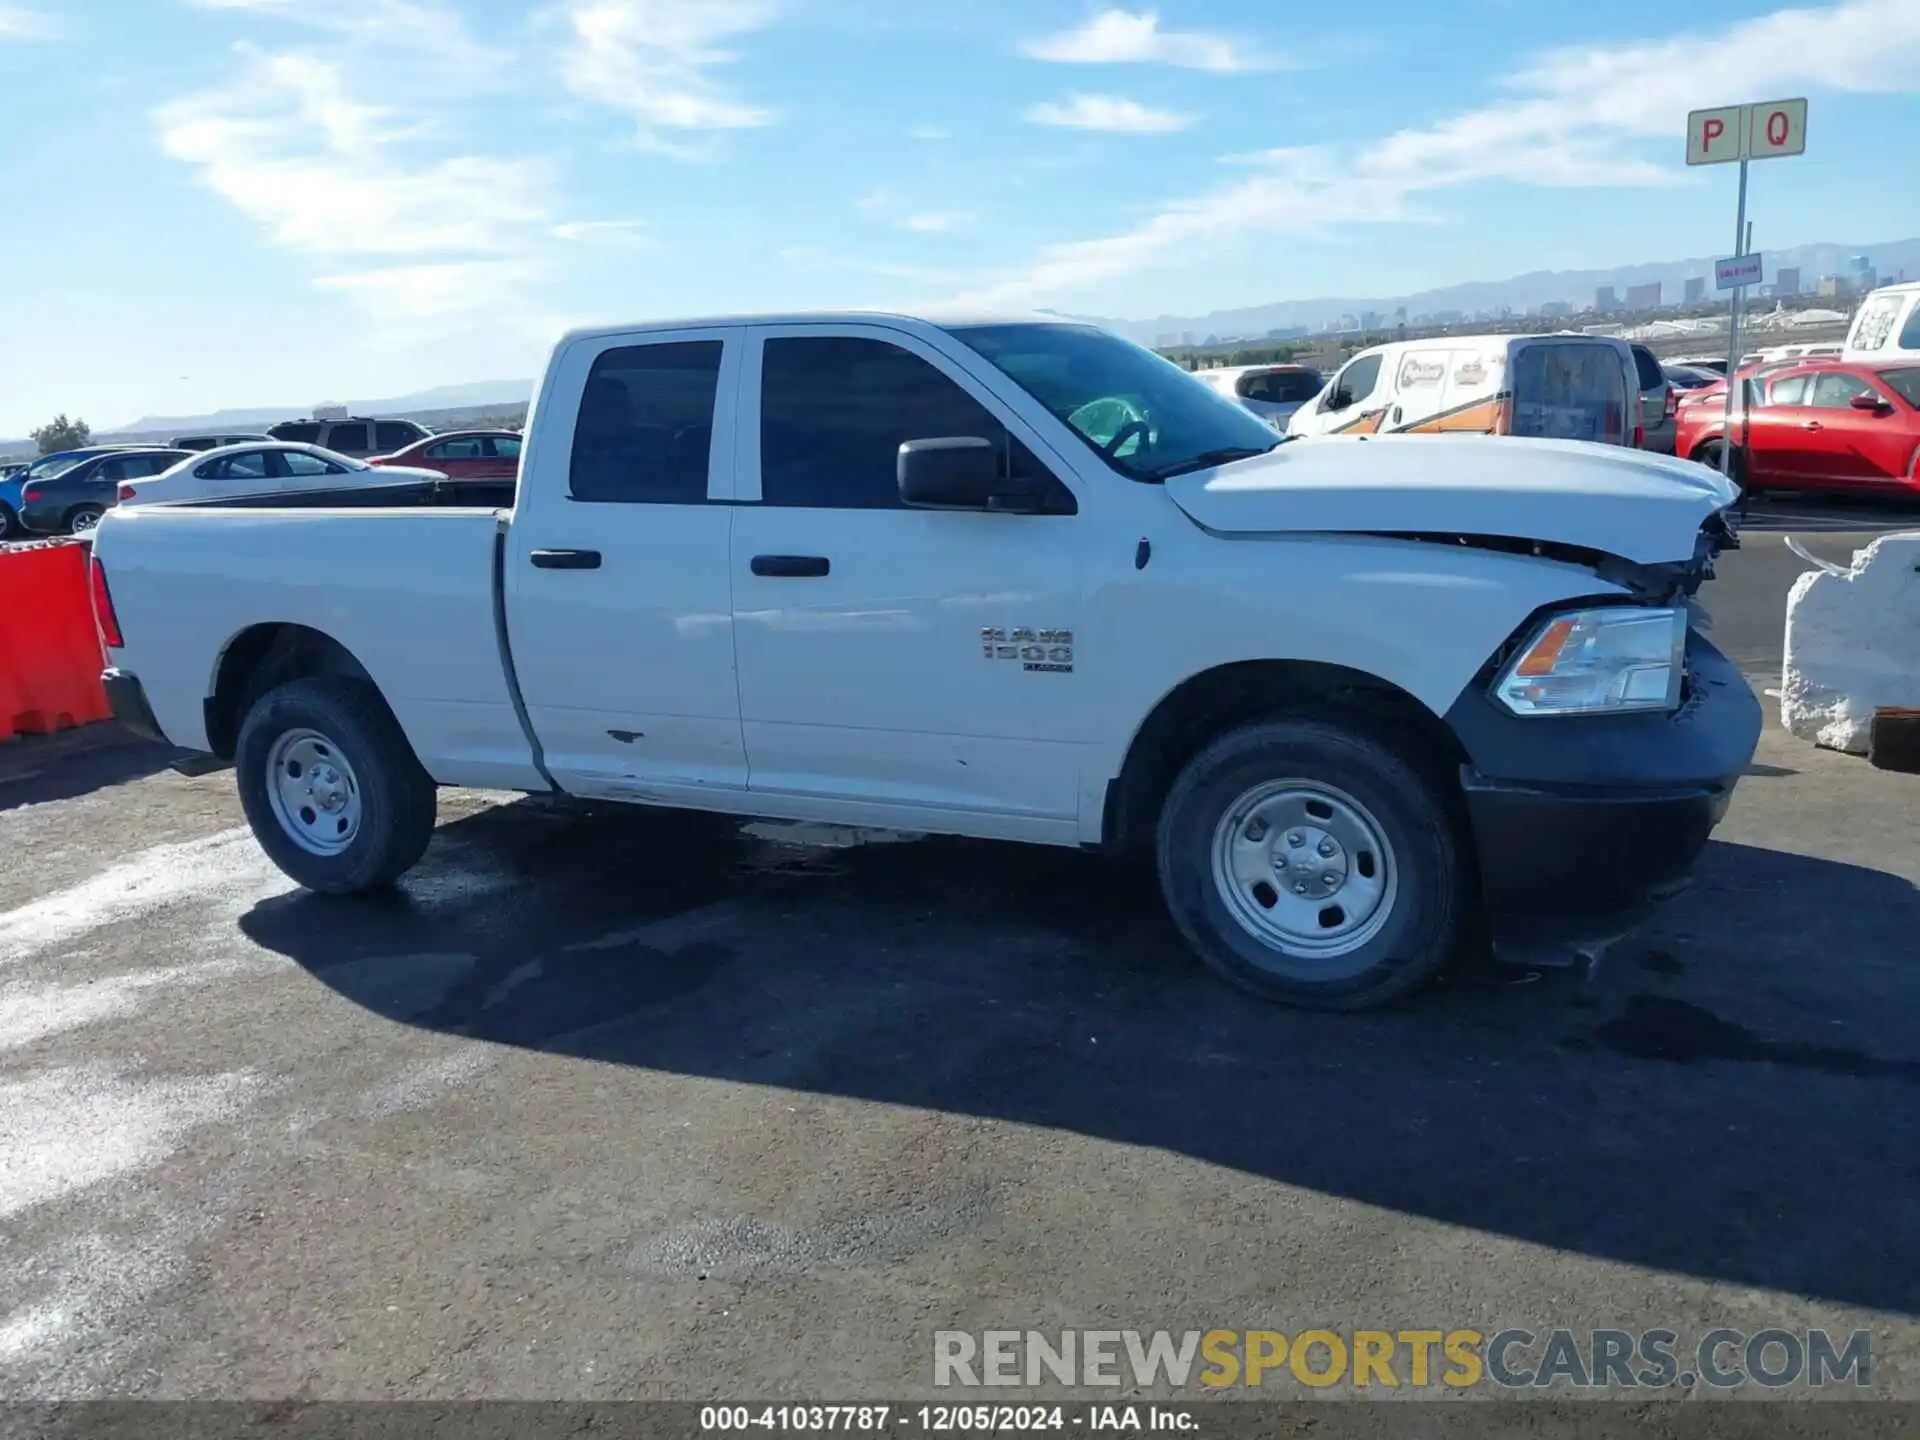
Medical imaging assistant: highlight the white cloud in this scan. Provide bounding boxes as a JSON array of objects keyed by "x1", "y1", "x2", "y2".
[
  {"x1": 1024, "y1": 93, "x2": 1192, "y2": 133},
  {"x1": 901, "y1": 211, "x2": 974, "y2": 233},
  {"x1": 858, "y1": 192, "x2": 976, "y2": 234},
  {"x1": 313, "y1": 260, "x2": 548, "y2": 318},
  {"x1": 563, "y1": 0, "x2": 778, "y2": 154},
  {"x1": 908, "y1": 124, "x2": 951, "y2": 141},
  {"x1": 156, "y1": 49, "x2": 552, "y2": 259},
  {"x1": 0, "y1": 4, "x2": 60, "y2": 40},
  {"x1": 551, "y1": 219, "x2": 654, "y2": 246},
  {"x1": 1020, "y1": 9, "x2": 1275, "y2": 72},
  {"x1": 184, "y1": 0, "x2": 506, "y2": 79},
  {"x1": 964, "y1": 0, "x2": 1920, "y2": 308}
]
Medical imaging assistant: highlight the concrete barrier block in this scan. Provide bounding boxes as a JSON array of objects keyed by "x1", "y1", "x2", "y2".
[{"x1": 1780, "y1": 532, "x2": 1920, "y2": 754}]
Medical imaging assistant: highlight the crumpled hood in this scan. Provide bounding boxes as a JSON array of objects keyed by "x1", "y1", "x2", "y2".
[{"x1": 1164, "y1": 434, "x2": 1738, "y2": 566}]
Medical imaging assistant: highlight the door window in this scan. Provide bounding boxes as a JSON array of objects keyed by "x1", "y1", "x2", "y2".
[
  {"x1": 271, "y1": 422, "x2": 322, "y2": 444},
  {"x1": 1240, "y1": 370, "x2": 1321, "y2": 404},
  {"x1": 760, "y1": 336, "x2": 1026, "y2": 509},
  {"x1": 569, "y1": 340, "x2": 723, "y2": 503},
  {"x1": 488, "y1": 435, "x2": 522, "y2": 459},
  {"x1": 1327, "y1": 354, "x2": 1382, "y2": 410},
  {"x1": 375, "y1": 422, "x2": 420, "y2": 451},
  {"x1": 426, "y1": 437, "x2": 486, "y2": 460},
  {"x1": 1809, "y1": 373, "x2": 1876, "y2": 408},
  {"x1": 326, "y1": 423, "x2": 370, "y2": 452},
  {"x1": 94, "y1": 458, "x2": 129, "y2": 483}
]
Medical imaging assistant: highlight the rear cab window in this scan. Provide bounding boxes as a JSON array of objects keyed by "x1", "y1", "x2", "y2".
[
  {"x1": 569, "y1": 340, "x2": 724, "y2": 503},
  {"x1": 1632, "y1": 347, "x2": 1665, "y2": 392}
]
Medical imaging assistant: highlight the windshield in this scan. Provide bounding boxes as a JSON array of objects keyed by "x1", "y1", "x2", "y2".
[
  {"x1": 25, "y1": 453, "x2": 92, "y2": 480},
  {"x1": 946, "y1": 323, "x2": 1283, "y2": 480},
  {"x1": 1878, "y1": 367, "x2": 1920, "y2": 408}
]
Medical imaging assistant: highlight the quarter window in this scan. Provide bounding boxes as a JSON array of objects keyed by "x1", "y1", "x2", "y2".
[
  {"x1": 280, "y1": 451, "x2": 341, "y2": 477},
  {"x1": 375, "y1": 422, "x2": 420, "y2": 451},
  {"x1": 1766, "y1": 374, "x2": 1810, "y2": 406},
  {"x1": 760, "y1": 336, "x2": 1028, "y2": 509},
  {"x1": 327, "y1": 423, "x2": 370, "y2": 452},
  {"x1": 199, "y1": 451, "x2": 271, "y2": 480},
  {"x1": 489, "y1": 435, "x2": 522, "y2": 459},
  {"x1": 569, "y1": 340, "x2": 723, "y2": 503}
]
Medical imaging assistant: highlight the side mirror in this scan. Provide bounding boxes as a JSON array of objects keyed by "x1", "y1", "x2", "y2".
[
  {"x1": 1325, "y1": 388, "x2": 1352, "y2": 413},
  {"x1": 899, "y1": 436, "x2": 1018, "y2": 511},
  {"x1": 1850, "y1": 392, "x2": 1892, "y2": 413}
]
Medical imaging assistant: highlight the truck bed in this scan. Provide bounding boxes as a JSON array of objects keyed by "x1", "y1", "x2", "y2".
[{"x1": 95, "y1": 499, "x2": 544, "y2": 792}]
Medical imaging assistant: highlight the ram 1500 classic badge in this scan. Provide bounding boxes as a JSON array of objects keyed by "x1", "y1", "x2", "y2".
[{"x1": 982, "y1": 627, "x2": 1074, "y2": 673}]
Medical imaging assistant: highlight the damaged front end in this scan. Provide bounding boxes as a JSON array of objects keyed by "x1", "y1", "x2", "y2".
[{"x1": 1371, "y1": 503, "x2": 1741, "y2": 608}]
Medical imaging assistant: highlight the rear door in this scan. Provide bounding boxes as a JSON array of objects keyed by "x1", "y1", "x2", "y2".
[
  {"x1": 1739, "y1": 369, "x2": 1815, "y2": 485},
  {"x1": 1509, "y1": 341, "x2": 1631, "y2": 445},
  {"x1": 419, "y1": 435, "x2": 487, "y2": 478},
  {"x1": 727, "y1": 323, "x2": 1087, "y2": 833},
  {"x1": 482, "y1": 434, "x2": 521, "y2": 479},
  {"x1": 503, "y1": 326, "x2": 749, "y2": 799}
]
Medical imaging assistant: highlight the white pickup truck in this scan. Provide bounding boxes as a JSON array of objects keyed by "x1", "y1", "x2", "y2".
[{"x1": 92, "y1": 312, "x2": 1761, "y2": 1010}]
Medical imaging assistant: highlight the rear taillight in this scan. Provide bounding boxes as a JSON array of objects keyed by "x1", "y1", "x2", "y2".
[
  {"x1": 118, "y1": 485, "x2": 136, "y2": 501},
  {"x1": 22, "y1": 486, "x2": 42, "y2": 503},
  {"x1": 90, "y1": 554, "x2": 124, "y2": 648},
  {"x1": 1664, "y1": 387, "x2": 1678, "y2": 419},
  {"x1": 1633, "y1": 423, "x2": 1646, "y2": 448}
]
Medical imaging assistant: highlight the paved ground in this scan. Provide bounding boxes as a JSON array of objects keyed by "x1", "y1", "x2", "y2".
[{"x1": 2, "y1": 501, "x2": 1917, "y2": 1403}]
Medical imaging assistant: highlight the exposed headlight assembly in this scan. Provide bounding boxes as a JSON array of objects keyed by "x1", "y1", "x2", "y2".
[{"x1": 1494, "y1": 607, "x2": 1687, "y2": 717}]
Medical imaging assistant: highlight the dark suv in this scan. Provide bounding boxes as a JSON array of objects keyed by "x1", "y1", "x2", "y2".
[
  {"x1": 20, "y1": 448, "x2": 192, "y2": 534},
  {"x1": 266, "y1": 417, "x2": 429, "y2": 458}
]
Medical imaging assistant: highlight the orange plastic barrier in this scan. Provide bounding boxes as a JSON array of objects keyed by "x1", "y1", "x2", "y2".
[{"x1": 0, "y1": 537, "x2": 112, "y2": 741}]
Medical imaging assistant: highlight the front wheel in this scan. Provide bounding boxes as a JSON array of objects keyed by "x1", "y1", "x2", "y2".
[
  {"x1": 1155, "y1": 719, "x2": 1469, "y2": 1009},
  {"x1": 236, "y1": 677, "x2": 438, "y2": 893}
]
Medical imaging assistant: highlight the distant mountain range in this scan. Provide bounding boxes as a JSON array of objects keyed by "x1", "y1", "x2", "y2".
[
  {"x1": 100, "y1": 379, "x2": 535, "y2": 439},
  {"x1": 1091, "y1": 238, "x2": 1920, "y2": 344}
]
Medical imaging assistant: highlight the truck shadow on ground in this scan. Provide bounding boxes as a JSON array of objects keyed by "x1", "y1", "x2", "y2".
[
  {"x1": 0, "y1": 730, "x2": 189, "y2": 813},
  {"x1": 238, "y1": 798, "x2": 1920, "y2": 1317}
]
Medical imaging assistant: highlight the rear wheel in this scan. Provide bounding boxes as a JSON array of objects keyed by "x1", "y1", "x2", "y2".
[
  {"x1": 0, "y1": 503, "x2": 15, "y2": 539},
  {"x1": 1155, "y1": 719, "x2": 1469, "y2": 1010},
  {"x1": 1693, "y1": 440, "x2": 1751, "y2": 495},
  {"x1": 236, "y1": 677, "x2": 438, "y2": 893},
  {"x1": 66, "y1": 505, "x2": 105, "y2": 535}
]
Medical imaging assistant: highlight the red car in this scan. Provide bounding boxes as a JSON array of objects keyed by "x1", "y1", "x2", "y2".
[
  {"x1": 1675, "y1": 361, "x2": 1920, "y2": 494},
  {"x1": 369, "y1": 428, "x2": 522, "y2": 479}
]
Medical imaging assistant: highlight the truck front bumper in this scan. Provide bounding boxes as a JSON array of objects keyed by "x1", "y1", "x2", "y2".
[{"x1": 1444, "y1": 631, "x2": 1762, "y2": 961}]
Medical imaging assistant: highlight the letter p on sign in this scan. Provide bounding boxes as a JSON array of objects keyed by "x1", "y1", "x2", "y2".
[{"x1": 1686, "y1": 105, "x2": 1747, "y2": 165}]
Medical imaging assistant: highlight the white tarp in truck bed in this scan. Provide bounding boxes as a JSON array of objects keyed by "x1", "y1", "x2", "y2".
[{"x1": 1780, "y1": 531, "x2": 1920, "y2": 753}]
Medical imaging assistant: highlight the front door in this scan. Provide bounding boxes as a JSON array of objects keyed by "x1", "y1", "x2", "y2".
[
  {"x1": 727, "y1": 325, "x2": 1087, "y2": 837},
  {"x1": 504, "y1": 327, "x2": 749, "y2": 799},
  {"x1": 1788, "y1": 370, "x2": 1912, "y2": 487}
]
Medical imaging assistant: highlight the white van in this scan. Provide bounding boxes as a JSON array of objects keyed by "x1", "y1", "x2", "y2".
[
  {"x1": 1286, "y1": 334, "x2": 1640, "y2": 448},
  {"x1": 1842, "y1": 281, "x2": 1920, "y2": 363}
]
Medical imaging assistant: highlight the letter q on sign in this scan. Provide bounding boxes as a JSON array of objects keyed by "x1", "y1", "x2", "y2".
[{"x1": 1747, "y1": 99, "x2": 1807, "y2": 159}]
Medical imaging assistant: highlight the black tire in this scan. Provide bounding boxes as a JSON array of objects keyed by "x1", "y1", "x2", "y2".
[
  {"x1": 0, "y1": 503, "x2": 16, "y2": 539},
  {"x1": 235, "y1": 677, "x2": 438, "y2": 894},
  {"x1": 1154, "y1": 719, "x2": 1469, "y2": 1010},
  {"x1": 1692, "y1": 440, "x2": 1752, "y2": 495},
  {"x1": 66, "y1": 505, "x2": 105, "y2": 535}
]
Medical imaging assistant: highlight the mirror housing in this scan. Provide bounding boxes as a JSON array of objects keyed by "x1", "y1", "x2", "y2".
[
  {"x1": 899, "y1": 436, "x2": 1023, "y2": 511},
  {"x1": 1850, "y1": 391, "x2": 1891, "y2": 413}
]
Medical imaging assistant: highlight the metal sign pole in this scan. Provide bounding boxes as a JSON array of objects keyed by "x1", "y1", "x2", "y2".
[{"x1": 1720, "y1": 157, "x2": 1749, "y2": 478}]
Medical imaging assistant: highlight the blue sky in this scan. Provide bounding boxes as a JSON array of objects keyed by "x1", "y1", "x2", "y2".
[{"x1": 2, "y1": 0, "x2": 1918, "y2": 433}]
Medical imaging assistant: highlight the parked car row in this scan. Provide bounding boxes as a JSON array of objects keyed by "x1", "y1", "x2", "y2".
[{"x1": 0, "y1": 427, "x2": 522, "y2": 538}]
